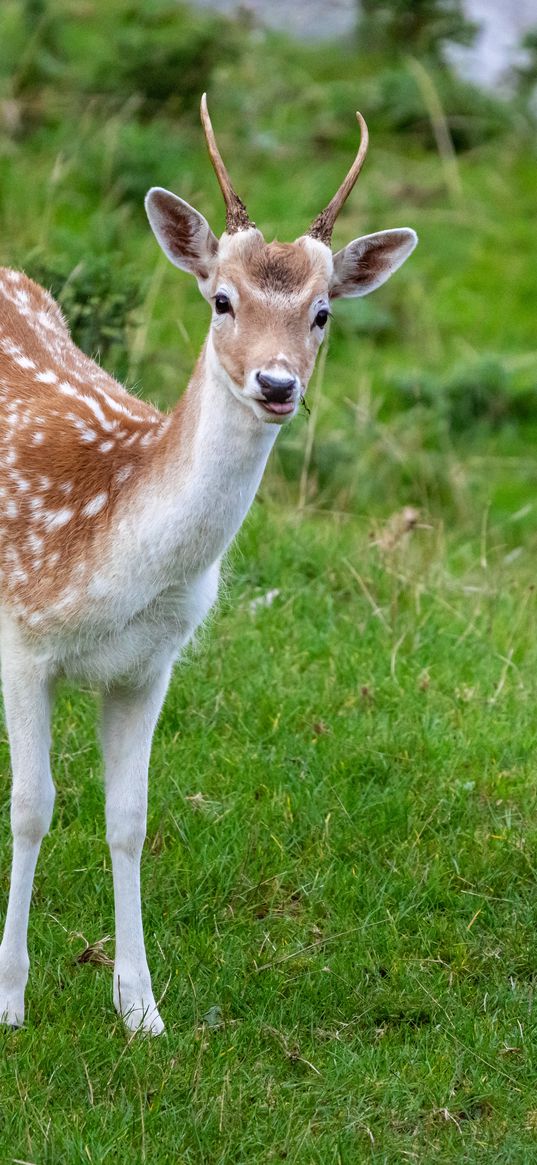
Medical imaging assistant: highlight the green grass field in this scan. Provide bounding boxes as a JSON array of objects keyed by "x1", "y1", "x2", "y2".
[{"x1": 2, "y1": 1, "x2": 537, "y2": 1160}]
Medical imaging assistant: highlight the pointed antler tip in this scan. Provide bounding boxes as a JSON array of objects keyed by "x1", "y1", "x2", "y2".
[
  {"x1": 199, "y1": 92, "x2": 255, "y2": 234},
  {"x1": 307, "y1": 107, "x2": 369, "y2": 247}
]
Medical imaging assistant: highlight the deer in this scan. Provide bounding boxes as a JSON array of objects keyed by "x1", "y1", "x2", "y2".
[{"x1": 0, "y1": 95, "x2": 417, "y2": 1034}]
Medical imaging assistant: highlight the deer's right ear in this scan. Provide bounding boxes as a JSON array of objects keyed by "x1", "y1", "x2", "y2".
[{"x1": 145, "y1": 188, "x2": 219, "y2": 282}]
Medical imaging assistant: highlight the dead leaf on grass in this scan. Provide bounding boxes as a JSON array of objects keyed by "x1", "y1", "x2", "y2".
[
  {"x1": 370, "y1": 506, "x2": 422, "y2": 552},
  {"x1": 73, "y1": 934, "x2": 114, "y2": 968},
  {"x1": 185, "y1": 792, "x2": 222, "y2": 814}
]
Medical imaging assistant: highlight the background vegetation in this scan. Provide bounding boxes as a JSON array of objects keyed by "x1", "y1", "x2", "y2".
[{"x1": 1, "y1": 0, "x2": 537, "y2": 1160}]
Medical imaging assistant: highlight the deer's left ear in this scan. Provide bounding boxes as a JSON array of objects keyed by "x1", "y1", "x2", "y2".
[{"x1": 330, "y1": 228, "x2": 417, "y2": 298}]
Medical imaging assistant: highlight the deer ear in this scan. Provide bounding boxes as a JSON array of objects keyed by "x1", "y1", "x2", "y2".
[
  {"x1": 330, "y1": 228, "x2": 417, "y2": 299},
  {"x1": 145, "y1": 188, "x2": 219, "y2": 282}
]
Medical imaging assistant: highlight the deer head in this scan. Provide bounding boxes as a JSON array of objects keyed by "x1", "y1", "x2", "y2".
[{"x1": 145, "y1": 95, "x2": 417, "y2": 425}]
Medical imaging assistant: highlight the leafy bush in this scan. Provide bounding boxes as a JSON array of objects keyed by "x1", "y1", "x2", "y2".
[
  {"x1": 396, "y1": 356, "x2": 537, "y2": 432},
  {"x1": 362, "y1": 63, "x2": 511, "y2": 151},
  {"x1": 358, "y1": 0, "x2": 477, "y2": 65},
  {"x1": 0, "y1": 0, "x2": 243, "y2": 135},
  {"x1": 91, "y1": 0, "x2": 242, "y2": 117},
  {"x1": 0, "y1": 0, "x2": 66, "y2": 136}
]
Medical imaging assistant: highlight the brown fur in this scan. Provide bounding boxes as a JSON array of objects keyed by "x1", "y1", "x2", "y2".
[
  {"x1": 0, "y1": 269, "x2": 169, "y2": 618},
  {"x1": 248, "y1": 242, "x2": 314, "y2": 294},
  {"x1": 209, "y1": 234, "x2": 331, "y2": 392}
]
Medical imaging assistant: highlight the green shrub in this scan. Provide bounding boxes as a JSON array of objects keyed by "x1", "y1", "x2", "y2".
[
  {"x1": 396, "y1": 356, "x2": 537, "y2": 432},
  {"x1": 358, "y1": 0, "x2": 477, "y2": 65},
  {"x1": 90, "y1": 0, "x2": 243, "y2": 118},
  {"x1": 362, "y1": 64, "x2": 511, "y2": 151},
  {"x1": 0, "y1": 0, "x2": 66, "y2": 135}
]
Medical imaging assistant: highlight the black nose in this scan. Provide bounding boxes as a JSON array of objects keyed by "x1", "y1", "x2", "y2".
[{"x1": 256, "y1": 371, "x2": 297, "y2": 403}]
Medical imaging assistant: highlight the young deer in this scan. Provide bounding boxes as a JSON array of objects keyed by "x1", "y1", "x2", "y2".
[{"x1": 0, "y1": 96, "x2": 417, "y2": 1034}]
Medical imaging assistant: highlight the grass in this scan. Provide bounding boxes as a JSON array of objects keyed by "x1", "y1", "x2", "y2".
[
  {"x1": 4, "y1": 511, "x2": 537, "y2": 1162},
  {"x1": 2, "y1": 0, "x2": 537, "y2": 1160}
]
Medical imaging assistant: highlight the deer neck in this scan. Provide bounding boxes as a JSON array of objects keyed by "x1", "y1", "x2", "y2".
[
  {"x1": 181, "y1": 332, "x2": 278, "y2": 500},
  {"x1": 121, "y1": 336, "x2": 278, "y2": 583}
]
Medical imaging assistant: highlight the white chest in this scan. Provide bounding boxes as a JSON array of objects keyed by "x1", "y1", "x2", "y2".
[{"x1": 17, "y1": 562, "x2": 221, "y2": 687}]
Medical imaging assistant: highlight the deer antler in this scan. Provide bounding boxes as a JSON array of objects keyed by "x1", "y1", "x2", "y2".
[
  {"x1": 200, "y1": 93, "x2": 255, "y2": 235},
  {"x1": 308, "y1": 112, "x2": 369, "y2": 247}
]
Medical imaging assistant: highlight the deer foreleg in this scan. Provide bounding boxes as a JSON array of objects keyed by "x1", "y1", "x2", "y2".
[
  {"x1": 0, "y1": 649, "x2": 53, "y2": 1027},
  {"x1": 101, "y1": 665, "x2": 171, "y2": 1035}
]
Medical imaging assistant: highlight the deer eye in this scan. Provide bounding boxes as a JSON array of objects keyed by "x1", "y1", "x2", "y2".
[
  {"x1": 313, "y1": 308, "x2": 329, "y2": 329},
  {"x1": 215, "y1": 293, "x2": 232, "y2": 315}
]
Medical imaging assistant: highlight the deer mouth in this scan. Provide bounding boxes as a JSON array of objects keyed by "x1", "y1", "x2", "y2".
[{"x1": 259, "y1": 400, "x2": 295, "y2": 417}]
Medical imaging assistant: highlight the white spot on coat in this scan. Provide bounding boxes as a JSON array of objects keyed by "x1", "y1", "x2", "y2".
[
  {"x1": 82, "y1": 491, "x2": 108, "y2": 517},
  {"x1": 35, "y1": 370, "x2": 58, "y2": 384},
  {"x1": 27, "y1": 532, "x2": 44, "y2": 553},
  {"x1": 42, "y1": 506, "x2": 74, "y2": 530}
]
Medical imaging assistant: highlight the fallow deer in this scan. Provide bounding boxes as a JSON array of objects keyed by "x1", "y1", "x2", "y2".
[{"x1": 0, "y1": 96, "x2": 417, "y2": 1033}]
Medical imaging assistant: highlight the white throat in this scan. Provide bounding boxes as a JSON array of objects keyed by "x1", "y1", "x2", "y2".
[{"x1": 115, "y1": 340, "x2": 279, "y2": 592}]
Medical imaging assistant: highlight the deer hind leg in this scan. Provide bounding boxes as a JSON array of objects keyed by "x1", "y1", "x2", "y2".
[
  {"x1": 101, "y1": 665, "x2": 171, "y2": 1036},
  {"x1": 0, "y1": 650, "x2": 54, "y2": 1028}
]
